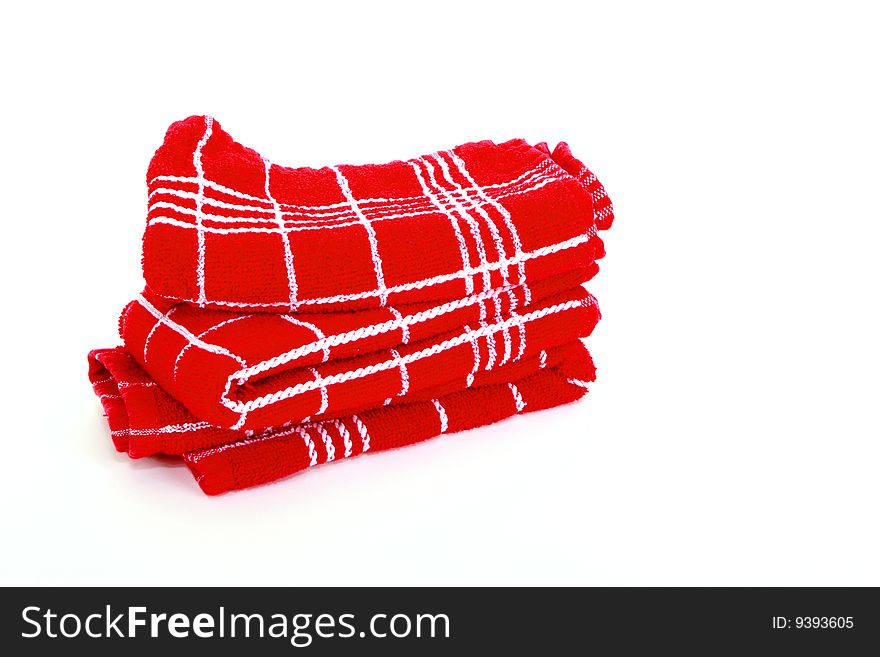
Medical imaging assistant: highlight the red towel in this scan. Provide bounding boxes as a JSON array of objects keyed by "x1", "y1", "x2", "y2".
[
  {"x1": 89, "y1": 116, "x2": 614, "y2": 494},
  {"x1": 89, "y1": 343, "x2": 596, "y2": 494},
  {"x1": 144, "y1": 116, "x2": 612, "y2": 312}
]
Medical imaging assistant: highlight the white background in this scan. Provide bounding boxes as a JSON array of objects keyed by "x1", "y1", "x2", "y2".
[{"x1": 1, "y1": 1, "x2": 878, "y2": 586}]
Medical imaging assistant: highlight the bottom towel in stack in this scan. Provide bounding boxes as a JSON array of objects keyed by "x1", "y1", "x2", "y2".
[{"x1": 89, "y1": 340, "x2": 595, "y2": 494}]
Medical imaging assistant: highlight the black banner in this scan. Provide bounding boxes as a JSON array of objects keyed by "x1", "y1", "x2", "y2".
[{"x1": 1, "y1": 587, "x2": 877, "y2": 653}]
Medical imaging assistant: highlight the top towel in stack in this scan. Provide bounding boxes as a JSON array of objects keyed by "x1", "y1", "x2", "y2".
[{"x1": 88, "y1": 116, "x2": 614, "y2": 494}]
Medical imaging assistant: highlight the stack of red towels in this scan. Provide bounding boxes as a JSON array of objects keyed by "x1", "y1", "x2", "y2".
[{"x1": 88, "y1": 116, "x2": 614, "y2": 494}]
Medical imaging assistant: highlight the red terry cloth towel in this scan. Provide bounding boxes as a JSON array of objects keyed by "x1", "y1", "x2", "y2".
[{"x1": 88, "y1": 116, "x2": 614, "y2": 494}]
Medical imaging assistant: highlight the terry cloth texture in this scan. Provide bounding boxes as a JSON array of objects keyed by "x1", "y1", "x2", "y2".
[{"x1": 88, "y1": 115, "x2": 614, "y2": 494}]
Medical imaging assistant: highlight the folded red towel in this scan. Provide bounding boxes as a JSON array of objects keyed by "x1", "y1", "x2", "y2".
[
  {"x1": 121, "y1": 277, "x2": 599, "y2": 432},
  {"x1": 144, "y1": 116, "x2": 612, "y2": 312},
  {"x1": 88, "y1": 116, "x2": 614, "y2": 494},
  {"x1": 89, "y1": 343, "x2": 596, "y2": 494}
]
